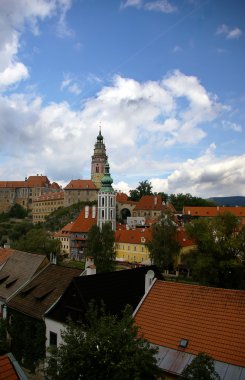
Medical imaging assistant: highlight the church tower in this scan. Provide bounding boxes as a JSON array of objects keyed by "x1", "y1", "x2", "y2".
[
  {"x1": 97, "y1": 161, "x2": 116, "y2": 231},
  {"x1": 91, "y1": 127, "x2": 108, "y2": 188}
]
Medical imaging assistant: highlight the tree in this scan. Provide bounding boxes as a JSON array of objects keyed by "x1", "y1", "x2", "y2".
[
  {"x1": 169, "y1": 193, "x2": 215, "y2": 211},
  {"x1": 0, "y1": 318, "x2": 9, "y2": 355},
  {"x1": 8, "y1": 204, "x2": 28, "y2": 219},
  {"x1": 86, "y1": 222, "x2": 115, "y2": 273},
  {"x1": 45, "y1": 304, "x2": 161, "y2": 380},
  {"x1": 184, "y1": 212, "x2": 245, "y2": 289},
  {"x1": 147, "y1": 213, "x2": 180, "y2": 271},
  {"x1": 12, "y1": 226, "x2": 61, "y2": 257},
  {"x1": 181, "y1": 353, "x2": 220, "y2": 380},
  {"x1": 129, "y1": 180, "x2": 153, "y2": 201}
]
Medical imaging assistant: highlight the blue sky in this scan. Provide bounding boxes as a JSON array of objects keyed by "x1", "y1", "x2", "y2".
[{"x1": 0, "y1": 0, "x2": 244, "y2": 197}]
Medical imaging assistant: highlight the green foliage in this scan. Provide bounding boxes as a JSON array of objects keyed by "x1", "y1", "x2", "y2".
[
  {"x1": 8, "y1": 310, "x2": 46, "y2": 373},
  {"x1": 168, "y1": 193, "x2": 215, "y2": 211},
  {"x1": 12, "y1": 226, "x2": 60, "y2": 256},
  {"x1": 44, "y1": 201, "x2": 96, "y2": 232},
  {"x1": 129, "y1": 180, "x2": 153, "y2": 201},
  {"x1": 147, "y1": 213, "x2": 180, "y2": 271},
  {"x1": 86, "y1": 223, "x2": 115, "y2": 272},
  {"x1": 8, "y1": 204, "x2": 28, "y2": 219},
  {"x1": 181, "y1": 353, "x2": 220, "y2": 380},
  {"x1": 0, "y1": 318, "x2": 9, "y2": 355},
  {"x1": 45, "y1": 304, "x2": 161, "y2": 380},
  {"x1": 185, "y1": 212, "x2": 245, "y2": 289}
]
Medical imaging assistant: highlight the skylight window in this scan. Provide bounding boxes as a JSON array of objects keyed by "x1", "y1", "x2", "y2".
[{"x1": 179, "y1": 339, "x2": 189, "y2": 348}]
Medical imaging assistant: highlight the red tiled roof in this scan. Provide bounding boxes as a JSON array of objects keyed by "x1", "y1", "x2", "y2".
[
  {"x1": 50, "y1": 182, "x2": 61, "y2": 189},
  {"x1": 54, "y1": 222, "x2": 74, "y2": 237},
  {"x1": 0, "y1": 175, "x2": 50, "y2": 189},
  {"x1": 70, "y1": 206, "x2": 97, "y2": 233},
  {"x1": 115, "y1": 228, "x2": 152, "y2": 244},
  {"x1": 116, "y1": 192, "x2": 129, "y2": 202},
  {"x1": 0, "y1": 354, "x2": 19, "y2": 380},
  {"x1": 134, "y1": 195, "x2": 175, "y2": 212},
  {"x1": 64, "y1": 179, "x2": 97, "y2": 190},
  {"x1": 34, "y1": 191, "x2": 64, "y2": 202},
  {"x1": 176, "y1": 228, "x2": 195, "y2": 248},
  {"x1": 183, "y1": 206, "x2": 245, "y2": 218},
  {"x1": 134, "y1": 280, "x2": 245, "y2": 367},
  {"x1": 0, "y1": 248, "x2": 14, "y2": 265}
]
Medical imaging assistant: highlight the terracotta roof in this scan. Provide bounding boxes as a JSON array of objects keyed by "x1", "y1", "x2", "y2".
[
  {"x1": 7, "y1": 264, "x2": 82, "y2": 320},
  {"x1": 115, "y1": 228, "x2": 152, "y2": 244},
  {"x1": 0, "y1": 353, "x2": 27, "y2": 380},
  {"x1": 54, "y1": 222, "x2": 73, "y2": 237},
  {"x1": 0, "y1": 251, "x2": 48, "y2": 301},
  {"x1": 50, "y1": 182, "x2": 61, "y2": 189},
  {"x1": 69, "y1": 206, "x2": 97, "y2": 233},
  {"x1": 134, "y1": 195, "x2": 175, "y2": 212},
  {"x1": 64, "y1": 179, "x2": 97, "y2": 190},
  {"x1": 176, "y1": 228, "x2": 196, "y2": 248},
  {"x1": 116, "y1": 192, "x2": 129, "y2": 202},
  {"x1": 183, "y1": 206, "x2": 245, "y2": 218},
  {"x1": 134, "y1": 280, "x2": 245, "y2": 367},
  {"x1": 0, "y1": 175, "x2": 50, "y2": 189},
  {"x1": 34, "y1": 191, "x2": 64, "y2": 202},
  {"x1": 0, "y1": 354, "x2": 19, "y2": 380},
  {"x1": 0, "y1": 248, "x2": 14, "y2": 266}
]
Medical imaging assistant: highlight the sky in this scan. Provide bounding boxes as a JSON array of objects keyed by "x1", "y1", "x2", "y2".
[{"x1": 0, "y1": 0, "x2": 245, "y2": 198}]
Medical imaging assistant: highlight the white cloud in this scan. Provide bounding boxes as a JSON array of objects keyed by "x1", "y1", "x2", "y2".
[
  {"x1": 0, "y1": 71, "x2": 228, "y2": 197},
  {"x1": 172, "y1": 45, "x2": 182, "y2": 53},
  {"x1": 221, "y1": 120, "x2": 242, "y2": 132},
  {"x1": 216, "y1": 24, "x2": 242, "y2": 40},
  {"x1": 121, "y1": 0, "x2": 177, "y2": 12},
  {"x1": 60, "y1": 73, "x2": 82, "y2": 95},
  {"x1": 0, "y1": 0, "x2": 72, "y2": 91}
]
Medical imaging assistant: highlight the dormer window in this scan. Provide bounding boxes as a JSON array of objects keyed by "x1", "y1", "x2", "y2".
[{"x1": 179, "y1": 339, "x2": 188, "y2": 348}]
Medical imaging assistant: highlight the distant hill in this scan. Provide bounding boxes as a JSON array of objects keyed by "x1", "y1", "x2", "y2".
[{"x1": 209, "y1": 196, "x2": 245, "y2": 206}]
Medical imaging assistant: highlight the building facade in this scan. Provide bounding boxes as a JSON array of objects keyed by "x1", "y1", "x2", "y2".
[
  {"x1": 0, "y1": 175, "x2": 60, "y2": 213},
  {"x1": 91, "y1": 128, "x2": 108, "y2": 188},
  {"x1": 32, "y1": 191, "x2": 64, "y2": 224}
]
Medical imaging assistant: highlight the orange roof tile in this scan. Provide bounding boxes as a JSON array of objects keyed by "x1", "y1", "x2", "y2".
[
  {"x1": 134, "y1": 195, "x2": 175, "y2": 212},
  {"x1": 64, "y1": 179, "x2": 97, "y2": 190},
  {"x1": 0, "y1": 248, "x2": 14, "y2": 265},
  {"x1": 0, "y1": 175, "x2": 51, "y2": 189},
  {"x1": 183, "y1": 206, "x2": 245, "y2": 218},
  {"x1": 69, "y1": 206, "x2": 97, "y2": 233},
  {"x1": 0, "y1": 354, "x2": 19, "y2": 380},
  {"x1": 134, "y1": 281, "x2": 245, "y2": 367},
  {"x1": 34, "y1": 191, "x2": 64, "y2": 202},
  {"x1": 116, "y1": 192, "x2": 129, "y2": 202},
  {"x1": 176, "y1": 228, "x2": 195, "y2": 247},
  {"x1": 115, "y1": 228, "x2": 152, "y2": 244}
]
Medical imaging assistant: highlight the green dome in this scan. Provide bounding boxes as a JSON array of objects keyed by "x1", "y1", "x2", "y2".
[
  {"x1": 100, "y1": 161, "x2": 114, "y2": 192},
  {"x1": 97, "y1": 130, "x2": 103, "y2": 142}
]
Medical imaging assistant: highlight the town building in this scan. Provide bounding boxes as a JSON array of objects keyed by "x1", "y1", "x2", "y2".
[
  {"x1": 115, "y1": 228, "x2": 152, "y2": 264},
  {"x1": 0, "y1": 175, "x2": 60, "y2": 213},
  {"x1": 63, "y1": 179, "x2": 98, "y2": 207},
  {"x1": 134, "y1": 280, "x2": 245, "y2": 379},
  {"x1": 183, "y1": 206, "x2": 245, "y2": 224},
  {"x1": 97, "y1": 161, "x2": 116, "y2": 231},
  {"x1": 91, "y1": 128, "x2": 108, "y2": 188},
  {"x1": 32, "y1": 190, "x2": 64, "y2": 224},
  {"x1": 53, "y1": 222, "x2": 73, "y2": 257},
  {"x1": 132, "y1": 195, "x2": 176, "y2": 220}
]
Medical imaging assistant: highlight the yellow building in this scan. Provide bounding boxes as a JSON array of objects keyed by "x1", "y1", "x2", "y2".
[
  {"x1": 115, "y1": 228, "x2": 152, "y2": 265},
  {"x1": 53, "y1": 222, "x2": 73, "y2": 257},
  {"x1": 32, "y1": 191, "x2": 64, "y2": 224}
]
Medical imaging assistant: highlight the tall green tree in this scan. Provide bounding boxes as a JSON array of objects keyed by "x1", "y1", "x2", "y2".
[
  {"x1": 0, "y1": 318, "x2": 9, "y2": 355},
  {"x1": 45, "y1": 305, "x2": 161, "y2": 380},
  {"x1": 169, "y1": 193, "x2": 215, "y2": 211},
  {"x1": 185, "y1": 212, "x2": 245, "y2": 288},
  {"x1": 129, "y1": 180, "x2": 153, "y2": 201},
  {"x1": 181, "y1": 353, "x2": 220, "y2": 380},
  {"x1": 86, "y1": 222, "x2": 115, "y2": 272},
  {"x1": 12, "y1": 226, "x2": 60, "y2": 256},
  {"x1": 147, "y1": 213, "x2": 180, "y2": 271}
]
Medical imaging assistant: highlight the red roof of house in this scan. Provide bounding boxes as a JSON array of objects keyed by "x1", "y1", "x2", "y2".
[
  {"x1": 64, "y1": 180, "x2": 97, "y2": 190},
  {"x1": 53, "y1": 222, "x2": 74, "y2": 237},
  {"x1": 34, "y1": 191, "x2": 64, "y2": 202},
  {"x1": 183, "y1": 206, "x2": 245, "y2": 218},
  {"x1": 134, "y1": 195, "x2": 175, "y2": 212},
  {"x1": 0, "y1": 248, "x2": 14, "y2": 265},
  {"x1": 69, "y1": 206, "x2": 97, "y2": 233},
  {"x1": 176, "y1": 228, "x2": 196, "y2": 248},
  {"x1": 115, "y1": 228, "x2": 152, "y2": 244},
  {"x1": 0, "y1": 354, "x2": 19, "y2": 380},
  {"x1": 50, "y1": 182, "x2": 61, "y2": 189},
  {"x1": 134, "y1": 280, "x2": 245, "y2": 367},
  {"x1": 116, "y1": 192, "x2": 129, "y2": 202},
  {"x1": 0, "y1": 175, "x2": 50, "y2": 189}
]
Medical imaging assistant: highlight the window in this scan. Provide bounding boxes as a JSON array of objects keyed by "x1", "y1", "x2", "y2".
[{"x1": 50, "y1": 331, "x2": 57, "y2": 346}]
